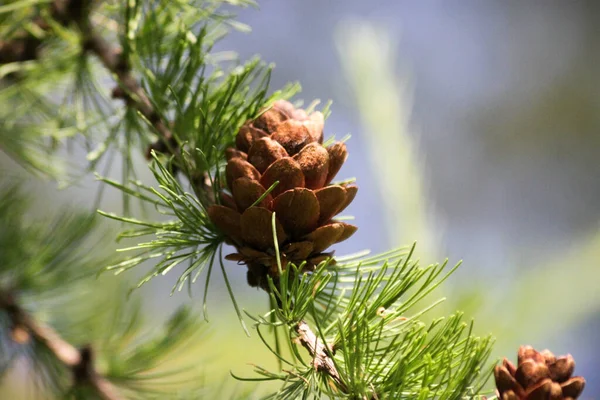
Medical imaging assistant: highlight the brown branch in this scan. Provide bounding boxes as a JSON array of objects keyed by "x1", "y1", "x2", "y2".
[
  {"x1": 0, "y1": 15, "x2": 55, "y2": 65},
  {"x1": 0, "y1": 35, "x2": 42, "y2": 65},
  {"x1": 71, "y1": 1, "x2": 176, "y2": 158},
  {"x1": 72, "y1": 1, "x2": 216, "y2": 201},
  {"x1": 73, "y1": 346, "x2": 125, "y2": 400},
  {"x1": 0, "y1": 0, "x2": 174, "y2": 159},
  {"x1": 2, "y1": 0, "x2": 214, "y2": 200},
  {"x1": 83, "y1": 34, "x2": 177, "y2": 158},
  {"x1": 294, "y1": 320, "x2": 347, "y2": 393},
  {"x1": 0, "y1": 2, "x2": 75, "y2": 65},
  {"x1": 0, "y1": 290, "x2": 124, "y2": 400}
]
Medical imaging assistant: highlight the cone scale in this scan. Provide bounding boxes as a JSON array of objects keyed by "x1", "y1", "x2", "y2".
[
  {"x1": 494, "y1": 346, "x2": 585, "y2": 400},
  {"x1": 208, "y1": 100, "x2": 358, "y2": 289}
]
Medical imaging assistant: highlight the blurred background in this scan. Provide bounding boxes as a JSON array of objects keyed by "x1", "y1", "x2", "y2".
[{"x1": 2, "y1": 0, "x2": 599, "y2": 397}]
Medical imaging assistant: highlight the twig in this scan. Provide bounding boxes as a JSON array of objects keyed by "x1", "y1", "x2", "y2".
[
  {"x1": 0, "y1": 1, "x2": 81, "y2": 65},
  {"x1": 73, "y1": 346, "x2": 125, "y2": 400},
  {"x1": 70, "y1": 0, "x2": 176, "y2": 159},
  {"x1": 1, "y1": 0, "x2": 214, "y2": 199},
  {"x1": 72, "y1": 0, "x2": 214, "y2": 200},
  {"x1": 0, "y1": 0, "x2": 173, "y2": 153},
  {"x1": 0, "y1": 34, "x2": 43, "y2": 65},
  {"x1": 294, "y1": 320, "x2": 347, "y2": 393},
  {"x1": 84, "y1": 33, "x2": 179, "y2": 159},
  {"x1": 0, "y1": 290, "x2": 124, "y2": 400},
  {"x1": 0, "y1": 10, "x2": 64, "y2": 65}
]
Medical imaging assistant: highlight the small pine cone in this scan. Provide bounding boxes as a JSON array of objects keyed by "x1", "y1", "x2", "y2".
[
  {"x1": 208, "y1": 100, "x2": 358, "y2": 288},
  {"x1": 494, "y1": 345, "x2": 585, "y2": 400}
]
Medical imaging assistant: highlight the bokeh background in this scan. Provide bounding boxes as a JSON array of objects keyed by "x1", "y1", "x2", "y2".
[{"x1": 2, "y1": 0, "x2": 599, "y2": 397}]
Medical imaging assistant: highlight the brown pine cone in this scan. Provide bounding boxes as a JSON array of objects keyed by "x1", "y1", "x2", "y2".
[
  {"x1": 495, "y1": 345, "x2": 585, "y2": 400},
  {"x1": 208, "y1": 100, "x2": 358, "y2": 289}
]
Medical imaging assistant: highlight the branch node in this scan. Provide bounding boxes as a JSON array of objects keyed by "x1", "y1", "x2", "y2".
[
  {"x1": 73, "y1": 345, "x2": 95, "y2": 384},
  {"x1": 295, "y1": 320, "x2": 347, "y2": 393},
  {"x1": 1, "y1": 290, "x2": 124, "y2": 400}
]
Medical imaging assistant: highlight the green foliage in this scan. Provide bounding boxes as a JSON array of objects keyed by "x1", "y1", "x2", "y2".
[
  {"x1": 337, "y1": 20, "x2": 600, "y2": 391},
  {"x1": 233, "y1": 222, "x2": 494, "y2": 399},
  {"x1": 0, "y1": 1, "x2": 501, "y2": 398},
  {"x1": 97, "y1": 156, "x2": 255, "y2": 335},
  {"x1": 0, "y1": 184, "x2": 211, "y2": 399},
  {"x1": 89, "y1": 302, "x2": 205, "y2": 398},
  {"x1": 0, "y1": 183, "x2": 111, "y2": 299},
  {"x1": 0, "y1": 68, "x2": 77, "y2": 179},
  {"x1": 0, "y1": 0, "x2": 298, "y2": 188},
  {"x1": 90, "y1": 0, "x2": 299, "y2": 193},
  {"x1": 97, "y1": 156, "x2": 222, "y2": 292},
  {"x1": 0, "y1": 0, "x2": 96, "y2": 178}
]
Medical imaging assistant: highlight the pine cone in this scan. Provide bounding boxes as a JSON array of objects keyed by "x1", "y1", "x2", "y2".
[
  {"x1": 495, "y1": 345, "x2": 585, "y2": 400},
  {"x1": 208, "y1": 100, "x2": 358, "y2": 289}
]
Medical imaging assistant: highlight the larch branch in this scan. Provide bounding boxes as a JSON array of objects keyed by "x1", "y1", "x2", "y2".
[
  {"x1": 73, "y1": 1, "x2": 214, "y2": 199},
  {"x1": 0, "y1": 0, "x2": 177, "y2": 163},
  {"x1": 295, "y1": 320, "x2": 348, "y2": 393},
  {"x1": 1, "y1": 0, "x2": 213, "y2": 198},
  {"x1": 0, "y1": 290, "x2": 124, "y2": 400},
  {"x1": 72, "y1": 1, "x2": 176, "y2": 158}
]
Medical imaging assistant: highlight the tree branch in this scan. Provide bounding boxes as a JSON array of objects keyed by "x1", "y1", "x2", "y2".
[
  {"x1": 1, "y1": 0, "x2": 213, "y2": 197},
  {"x1": 84, "y1": 33, "x2": 179, "y2": 158},
  {"x1": 0, "y1": 290, "x2": 124, "y2": 400},
  {"x1": 294, "y1": 320, "x2": 348, "y2": 393},
  {"x1": 73, "y1": 1, "x2": 215, "y2": 201},
  {"x1": 71, "y1": 1, "x2": 177, "y2": 159},
  {"x1": 73, "y1": 346, "x2": 125, "y2": 400}
]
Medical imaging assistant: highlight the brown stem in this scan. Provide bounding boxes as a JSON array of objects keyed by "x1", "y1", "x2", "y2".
[
  {"x1": 0, "y1": 35, "x2": 42, "y2": 65},
  {"x1": 0, "y1": 1, "x2": 81, "y2": 65},
  {"x1": 0, "y1": 0, "x2": 172, "y2": 150},
  {"x1": 0, "y1": 13, "x2": 59, "y2": 65},
  {"x1": 73, "y1": 1, "x2": 216, "y2": 202},
  {"x1": 73, "y1": 346, "x2": 124, "y2": 400},
  {"x1": 1, "y1": 290, "x2": 124, "y2": 400},
  {"x1": 2, "y1": 0, "x2": 214, "y2": 201},
  {"x1": 84, "y1": 33, "x2": 178, "y2": 159},
  {"x1": 294, "y1": 320, "x2": 347, "y2": 393},
  {"x1": 72, "y1": 2, "x2": 175, "y2": 157}
]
